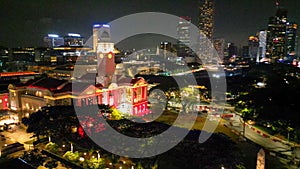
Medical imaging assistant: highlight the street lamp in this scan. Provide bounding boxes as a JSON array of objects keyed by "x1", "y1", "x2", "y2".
[
  {"x1": 79, "y1": 157, "x2": 85, "y2": 162},
  {"x1": 287, "y1": 127, "x2": 294, "y2": 141},
  {"x1": 96, "y1": 150, "x2": 100, "y2": 159}
]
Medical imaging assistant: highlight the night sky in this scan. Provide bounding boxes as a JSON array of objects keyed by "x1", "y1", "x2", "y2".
[{"x1": 1, "y1": 0, "x2": 300, "y2": 48}]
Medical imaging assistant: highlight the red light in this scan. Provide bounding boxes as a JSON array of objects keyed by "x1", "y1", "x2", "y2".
[
  {"x1": 292, "y1": 61, "x2": 298, "y2": 66},
  {"x1": 0, "y1": 71, "x2": 36, "y2": 77},
  {"x1": 4, "y1": 98, "x2": 7, "y2": 102},
  {"x1": 78, "y1": 125, "x2": 85, "y2": 138}
]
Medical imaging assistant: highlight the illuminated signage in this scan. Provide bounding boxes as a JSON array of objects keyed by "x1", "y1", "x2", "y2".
[
  {"x1": 67, "y1": 33, "x2": 81, "y2": 37},
  {"x1": 93, "y1": 24, "x2": 110, "y2": 28},
  {"x1": 48, "y1": 34, "x2": 59, "y2": 38},
  {"x1": 94, "y1": 24, "x2": 101, "y2": 28}
]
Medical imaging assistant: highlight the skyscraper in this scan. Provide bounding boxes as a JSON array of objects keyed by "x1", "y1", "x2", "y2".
[
  {"x1": 198, "y1": 0, "x2": 214, "y2": 62},
  {"x1": 64, "y1": 33, "x2": 84, "y2": 46},
  {"x1": 295, "y1": 35, "x2": 300, "y2": 60},
  {"x1": 198, "y1": 0, "x2": 214, "y2": 40},
  {"x1": 265, "y1": 1, "x2": 298, "y2": 63},
  {"x1": 227, "y1": 42, "x2": 238, "y2": 59},
  {"x1": 93, "y1": 24, "x2": 101, "y2": 52},
  {"x1": 177, "y1": 16, "x2": 191, "y2": 57},
  {"x1": 213, "y1": 38, "x2": 225, "y2": 61},
  {"x1": 258, "y1": 30, "x2": 267, "y2": 62},
  {"x1": 248, "y1": 36, "x2": 259, "y2": 61},
  {"x1": 285, "y1": 22, "x2": 297, "y2": 61},
  {"x1": 43, "y1": 34, "x2": 64, "y2": 48},
  {"x1": 266, "y1": 7, "x2": 288, "y2": 61}
]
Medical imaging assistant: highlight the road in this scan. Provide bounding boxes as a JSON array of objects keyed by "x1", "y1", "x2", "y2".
[
  {"x1": 165, "y1": 103, "x2": 293, "y2": 157},
  {"x1": 220, "y1": 115, "x2": 292, "y2": 156},
  {"x1": 0, "y1": 122, "x2": 33, "y2": 152}
]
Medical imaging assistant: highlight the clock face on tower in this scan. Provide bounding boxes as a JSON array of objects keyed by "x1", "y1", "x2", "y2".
[
  {"x1": 99, "y1": 53, "x2": 104, "y2": 58},
  {"x1": 108, "y1": 53, "x2": 112, "y2": 59}
]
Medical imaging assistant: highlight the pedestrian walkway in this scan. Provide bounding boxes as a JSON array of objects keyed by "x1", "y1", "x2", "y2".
[{"x1": 1, "y1": 125, "x2": 33, "y2": 150}]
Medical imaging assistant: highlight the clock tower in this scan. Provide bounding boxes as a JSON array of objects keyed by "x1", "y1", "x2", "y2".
[{"x1": 95, "y1": 24, "x2": 115, "y2": 87}]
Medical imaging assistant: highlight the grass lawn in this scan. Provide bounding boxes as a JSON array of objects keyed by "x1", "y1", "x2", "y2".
[
  {"x1": 151, "y1": 110, "x2": 286, "y2": 168},
  {"x1": 152, "y1": 110, "x2": 239, "y2": 142}
]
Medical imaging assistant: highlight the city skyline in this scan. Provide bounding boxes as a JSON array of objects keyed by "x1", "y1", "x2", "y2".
[
  {"x1": 1, "y1": 1, "x2": 300, "y2": 168},
  {"x1": 1, "y1": 0, "x2": 300, "y2": 48}
]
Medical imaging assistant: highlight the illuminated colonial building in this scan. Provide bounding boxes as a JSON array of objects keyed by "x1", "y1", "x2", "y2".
[
  {"x1": 0, "y1": 92, "x2": 8, "y2": 110},
  {"x1": 91, "y1": 23, "x2": 149, "y2": 116},
  {"x1": 8, "y1": 24, "x2": 149, "y2": 117},
  {"x1": 8, "y1": 78, "x2": 73, "y2": 113},
  {"x1": 8, "y1": 76, "x2": 148, "y2": 116}
]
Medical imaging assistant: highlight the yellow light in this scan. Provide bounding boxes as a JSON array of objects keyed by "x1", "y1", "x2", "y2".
[
  {"x1": 44, "y1": 95, "x2": 74, "y2": 100},
  {"x1": 99, "y1": 53, "x2": 104, "y2": 58},
  {"x1": 50, "y1": 56, "x2": 57, "y2": 62},
  {"x1": 86, "y1": 91, "x2": 94, "y2": 94},
  {"x1": 108, "y1": 53, "x2": 112, "y2": 59},
  {"x1": 293, "y1": 24, "x2": 298, "y2": 29},
  {"x1": 79, "y1": 157, "x2": 85, "y2": 162}
]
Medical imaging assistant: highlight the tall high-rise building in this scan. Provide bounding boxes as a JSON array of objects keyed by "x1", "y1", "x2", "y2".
[
  {"x1": 177, "y1": 16, "x2": 191, "y2": 57},
  {"x1": 285, "y1": 22, "x2": 297, "y2": 60},
  {"x1": 93, "y1": 24, "x2": 111, "y2": 52},
  {"x1": 93, "y1": 24, "x2": 101, "y2": 52},
  {"x1": 266, "y1": 7, "x2": 287, "y2": 61},
  {"x1": 242, "y1": 46, "x2": 249, "y2": 58},
  {"x1": 227, "y1": 43, "x2": 238, "y2": 59},
  {"x1": 295, "y1": 35, "x2": 300, "y2": 59},
  {"x1": 265, "y1": 1, "x2": 298, "y2": 63},
  {"x1": 64, "y1": 33, "x2": 84, "y2": 46},
  {"x1": 213, "y1": 38, "x2": 225, "y2": 61},
  {"x1": 44, "y1": 34, "x2": 64, "y2": 48},
  {"x1": 160, "y1": 41, "x2": 172, "y2": 58},
  {"x1": 198, "y1": 0, "x2": 214, "y2": 40},
  {"x1": 198, "y1": 0, "x2": 214, "y2": 62},
  {"x1": 248, "y1": 36, "x2": 259, "y2": 61},
  {"x1": 258, "y1": 30, "x2": 267, "y2": 62}
]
